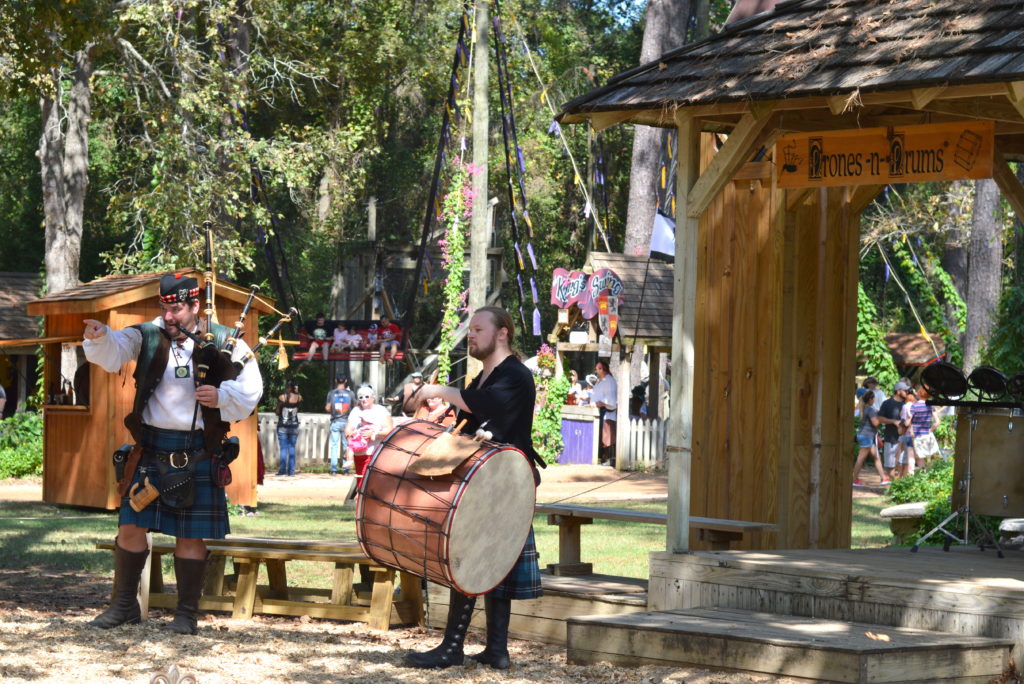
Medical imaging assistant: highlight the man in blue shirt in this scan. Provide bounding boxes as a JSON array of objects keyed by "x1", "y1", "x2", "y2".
[{"x1": 324, "y1": 376, "x2": 355, "y2": 474}]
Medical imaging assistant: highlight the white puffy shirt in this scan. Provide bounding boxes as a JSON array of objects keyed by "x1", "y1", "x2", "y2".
[
  {"x1": 83, "y1": 317, "x2": 264, "y2": 430},
  {"x1": 590, "y1": 375, "x2": 618, "y2": 421}
]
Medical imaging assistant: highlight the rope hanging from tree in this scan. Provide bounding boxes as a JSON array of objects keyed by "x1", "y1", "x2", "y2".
[{"x1": 493, "y1": 0, "x2": 542, "y2": 337}]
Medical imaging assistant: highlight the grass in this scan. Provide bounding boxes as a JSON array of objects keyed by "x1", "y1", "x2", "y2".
[{"x1": 0, "y1": 487, "x2": 895, "y2": 588}]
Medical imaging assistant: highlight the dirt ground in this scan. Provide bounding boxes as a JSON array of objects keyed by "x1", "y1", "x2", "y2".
[{"x1": 0, "y1": 468, "x2": 807, "y2": 684}]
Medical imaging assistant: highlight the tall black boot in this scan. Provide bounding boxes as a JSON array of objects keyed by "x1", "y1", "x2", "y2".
[
  {"x1": 405, "y1": 589, "x2": 476, "y2": 669},
  {"x1": 468, "y1": 595, "x2": 512, "y2": 670},
  {"x1": 90, "y1": 541, "x2": 149, "y2": 629},
  {"x1": 165, "y1": 555, "x2": 208, "y2": 635}
]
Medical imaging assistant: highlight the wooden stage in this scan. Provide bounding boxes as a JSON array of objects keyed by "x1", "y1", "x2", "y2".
[{"x1": 426, "y1": 572, "x2": 649, "y2": 645}]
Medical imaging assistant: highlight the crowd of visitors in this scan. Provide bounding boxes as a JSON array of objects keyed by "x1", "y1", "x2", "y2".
[
  {"x1": 852, "y1": 375, "x2": 941, "y2": 488},
  {"x1": 301, "y1": 314, "x2": 404, "y2": 362}
]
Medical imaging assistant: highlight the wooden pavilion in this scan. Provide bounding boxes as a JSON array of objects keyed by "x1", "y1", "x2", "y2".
[
  {"x1": 554, "y1": 0, "x2": 1024, "y2": 675},
  {"x1": 26, "y1": 270, "x2": 274, "y2": 509}
]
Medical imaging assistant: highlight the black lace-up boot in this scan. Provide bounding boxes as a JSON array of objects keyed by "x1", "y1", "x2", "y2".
[
  {"x1": 89, "y1": 541, "x2": 149, "y2": 629},
  {"x1": 468, "y1": 595, "x2": 512, "y2": 669},
  {"x1": 405, "y1": 589, "x2": 476, "y2": 668}
]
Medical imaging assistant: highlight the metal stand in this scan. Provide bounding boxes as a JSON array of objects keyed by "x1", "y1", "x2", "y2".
[{"x1": 910, "y1": 411, "x2": 1005, "y2": 557}]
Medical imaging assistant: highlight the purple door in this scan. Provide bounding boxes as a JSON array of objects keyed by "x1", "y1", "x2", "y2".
[{"x1": 559, "y1": 418, "x2": 595, "y2": 465}]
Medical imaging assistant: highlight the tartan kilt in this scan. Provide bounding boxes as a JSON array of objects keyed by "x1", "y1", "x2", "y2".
[
  {"x1": 118, "y1": 426, "x2": 229, "y2": 540},
  {"x1": 488, "y1": 527, "x2": 542, "y2": 600}
]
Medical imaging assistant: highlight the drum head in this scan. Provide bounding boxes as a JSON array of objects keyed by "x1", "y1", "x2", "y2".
[
  {"x1": 921, "y1": 361, "x2": 967, "y2": 400},
  {"x1": 967, "y1": 365, "x2": 1008, "y2": 400},
  {"x1": 448, "y1": 447, "x2": 536, "y2": 595}
]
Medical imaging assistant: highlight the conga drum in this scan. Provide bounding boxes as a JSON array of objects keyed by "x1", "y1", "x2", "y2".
[{"x1": 355, "y1": 420, "x2": 536, "y2": 595}]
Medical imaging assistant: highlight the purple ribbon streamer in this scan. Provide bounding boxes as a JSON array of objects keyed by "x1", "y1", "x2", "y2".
[
  {"x1": 533, "y1": 308, "x2": 541, "y2": 336},
  {"x1": 526, "y1": 242, "x2": 537, "y2": 270}
]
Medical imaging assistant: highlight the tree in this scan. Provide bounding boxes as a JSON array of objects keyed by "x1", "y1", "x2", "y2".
[
  {"x1": 622, "y1": 0, "x2": 690, "y2": 257},
  {"x1": 963, "y1": 178, "x2": 1003, "y2": 371}
]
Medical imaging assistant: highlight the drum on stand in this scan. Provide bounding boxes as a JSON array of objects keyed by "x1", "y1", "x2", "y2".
[
  {"x1": 355, "y1": 420, "x2": 536, "y2": 596},
  {"x1": 952, "y1": 407, "x2": 1024, "y2": 517}
]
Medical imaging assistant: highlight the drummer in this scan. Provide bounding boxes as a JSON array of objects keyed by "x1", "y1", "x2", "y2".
[{"x1": 404, "y1": 305, "x2": 545, "y2": 671}]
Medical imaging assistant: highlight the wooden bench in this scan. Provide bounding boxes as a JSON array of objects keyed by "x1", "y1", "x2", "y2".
[
  {"x1": 534, "y1": 503, "x2": 777, "y2": 575},
  {"x1": 96, "y1": 536, "x2": 422, "y2": 630}
]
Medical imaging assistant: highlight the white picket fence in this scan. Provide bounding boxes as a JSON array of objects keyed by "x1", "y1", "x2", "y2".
[
  {"x1": 621, "y1": 416, "x2": 668, "y2": 470},
  {"x1": 258, "y1": 411, "x2": 667, "y2": 471},
  {"x1": 257, "y1": 412, "x2": 333, "y2": 470}
]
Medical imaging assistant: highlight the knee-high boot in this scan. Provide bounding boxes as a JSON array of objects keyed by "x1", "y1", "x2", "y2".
[
  {"x1": 166, "y1": 555, "x2": 208, "y2": 635},
  {"x1": 468, "y1": 595, "x2": 512, "y2": 669},
  {"x1": 90, "y1": 541, "x2": 149, "y2": 629},
  {"x1": 405, "y1": 589, "x2": 476, "y2": 669}
]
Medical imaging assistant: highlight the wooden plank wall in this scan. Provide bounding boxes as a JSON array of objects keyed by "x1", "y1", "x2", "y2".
[
  {"x1": 42, "y1": 295, "x2": 260, "y2": 509},
  {"x1": 689, "y1": 134, "x2": 858, "y2": 549}
]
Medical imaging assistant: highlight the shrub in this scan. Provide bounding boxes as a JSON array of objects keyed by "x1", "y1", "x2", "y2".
[
  {"x1": 0, "y1": 412, "x2": 43, "y2": 479},
  {"x1": 887, "y1": 457, "x2": 999, "y2": 545}
]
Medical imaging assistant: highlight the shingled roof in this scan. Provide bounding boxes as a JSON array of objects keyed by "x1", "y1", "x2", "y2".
[
  {"x1": 560, "y1": 0, "x2": 1024, "y2": 122},
  {"x1": 0, "y1": 273, "x2": 41, "y2": 342},
  {"x1": 585, "y1": 252, "x2": 673, "y2": 345}
]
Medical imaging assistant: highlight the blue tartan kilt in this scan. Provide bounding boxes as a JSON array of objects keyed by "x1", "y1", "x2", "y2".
[
  {"x1": 118, "y1": 426, "x2": 229, "y2": 540},
  {"x1": 488, "y1": 527, "x2": 542, "y2": 600}
]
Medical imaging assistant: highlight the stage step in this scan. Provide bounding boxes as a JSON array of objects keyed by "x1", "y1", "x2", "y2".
[{"x1": 567, "y1": 607, "x2": 1013, "y2": 683}]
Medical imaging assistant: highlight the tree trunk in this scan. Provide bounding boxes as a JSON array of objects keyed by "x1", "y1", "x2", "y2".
[
  {"x1": 963, "y1": 178, "x2": 1002, "y2": 371},
  {"x1": 622, "y1": 0, "x2": 690, "y2": 257},
  {"x1": 941, "y1": 180, "x2": 969, "y2": 340}
]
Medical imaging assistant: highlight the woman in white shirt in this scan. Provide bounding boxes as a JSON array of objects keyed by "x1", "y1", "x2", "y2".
[{"x1": 345, "y1": 384, "x2": 394, "y2": 481}]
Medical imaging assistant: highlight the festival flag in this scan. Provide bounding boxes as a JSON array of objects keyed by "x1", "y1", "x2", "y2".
[{"x1": 650, "y1": 211, "x2": 676, "y2": 263}]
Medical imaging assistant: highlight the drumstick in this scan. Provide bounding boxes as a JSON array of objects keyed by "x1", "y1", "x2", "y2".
[{"x1": 454, "y1": 418, "x2": 468, "y2": 433}]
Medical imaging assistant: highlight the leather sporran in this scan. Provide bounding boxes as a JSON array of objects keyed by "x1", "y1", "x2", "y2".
[{"x1": 156, "y1": 461, "x2": 197, "y2": 509}]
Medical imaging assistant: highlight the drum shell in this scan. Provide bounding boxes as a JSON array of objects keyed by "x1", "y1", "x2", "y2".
[
  {"x1": 355, "y1": 420, "x2": 536, "y2": 596},
  {"x1": 952, "y1": 408, "x2": 1024, "y2": 517}
]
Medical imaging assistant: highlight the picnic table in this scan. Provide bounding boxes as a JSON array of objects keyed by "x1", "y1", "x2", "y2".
[{"x1": 96, "y1": 536, "x2": 422, "y2": 630}]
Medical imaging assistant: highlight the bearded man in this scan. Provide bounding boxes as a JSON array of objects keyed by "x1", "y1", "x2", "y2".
[
  {"x1": 404, "y1": 306, "x2": 545, "y2": 670},
  {"x1": 82, "y1": 273, "x2": 263, "y2": 634}
]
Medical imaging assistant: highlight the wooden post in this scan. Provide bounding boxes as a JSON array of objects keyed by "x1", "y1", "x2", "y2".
[
  {"x1": 667, "y1": 112, "x2": 700, "y2": 553},
  {"x1": 467, "y1": 0, "x2": 489, "y2": 381},
  {"x1": 614, "y1": 347, "x2": 631, "y2": 469},
  {"x1": 648, "y1": 348, "x2": 661, "y2": 421}
]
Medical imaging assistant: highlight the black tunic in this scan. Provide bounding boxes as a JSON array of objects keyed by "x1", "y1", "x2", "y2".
[{"x1": 458, "y1": 354, "x2": 544, "y2": 469}]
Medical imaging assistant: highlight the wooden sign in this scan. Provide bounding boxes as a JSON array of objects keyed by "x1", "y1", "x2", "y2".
[
  {"x1": 550, "y1": 267, "x2": 624, "y2": 320},
  {"x1": 776, "y1": 121, "x2": 994, "y2": 188}
]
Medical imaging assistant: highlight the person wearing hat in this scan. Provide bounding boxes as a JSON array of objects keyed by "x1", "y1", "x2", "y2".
[
  {"x1": 878, "y1": 381, "x2": 911, "y2": 482},
  {"x1": 82, "y1": 272, "x2": 263, "y2": 635}
]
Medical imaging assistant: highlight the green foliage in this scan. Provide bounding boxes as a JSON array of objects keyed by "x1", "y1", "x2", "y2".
[
  {"x1": 887, "y1": 457, "x2": 1000, "y2": 545},
  {"x1": 932, "y1": 414, "x2": 956, "y2": 452},
  {"x1": 981, "y1": 280, "x2": 1024, "y2": 375},
  {"x1": 0, "y1": 412, "x2": 43, "y2": 479},
  {"x1": 532, "y1": 347, "x2": 568, "y2": 465},
  {"x1": 856, "y1": 282, "x2": 899, "y2": 388},
  {"x1": 436, "y1": 160, "x2": 472, "y2": 385}
]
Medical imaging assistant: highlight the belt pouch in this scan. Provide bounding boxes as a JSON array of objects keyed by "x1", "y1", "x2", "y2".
[{"x1": 156, "y1": 455, "x2": 197, "y2": 509}]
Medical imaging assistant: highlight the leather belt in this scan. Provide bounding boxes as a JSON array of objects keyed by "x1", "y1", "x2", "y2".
[{"x1": 142, "y1": 449, "x2": 208, "y2": 469}]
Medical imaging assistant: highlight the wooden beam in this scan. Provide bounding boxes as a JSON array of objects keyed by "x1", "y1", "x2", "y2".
[
  {"x1": 686, "y1": 110, "x2": 775, "y2": 218},
  {"x1": 895, "y1": 97, "x2": 1024, "y2": 125},
  {"x1": 910, "y1": 86, "x2": 946, "y2": 110},
  {"x1": 847, "y1": 185, "x2": 884, "y2": 215},
  {"x1": 1006, "y1": 81, "x2": 1024, "y2": 120},
  {"x1": 732, "y1": 161, "x2": 772, "y2": 181},
  {"x1": 992, "y1": 151, "x2": 1024, "y2": 223},
  {"x1": 590, "y1": 110, "x2": 641, "y2": 132}
]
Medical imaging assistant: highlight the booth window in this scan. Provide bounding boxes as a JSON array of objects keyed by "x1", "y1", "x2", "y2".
[{"x1": 43, "y1": 342, "x2": 89, "y2": 410}]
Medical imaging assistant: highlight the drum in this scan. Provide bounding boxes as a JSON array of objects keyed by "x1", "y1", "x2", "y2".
[
  {"x1": 952, "y1": 408, "x2": 1024, "y2": 517},
  {"x1": 967, "y1": 365, "x2": 1008, "y2": 401},
  {"x1": 921, "y1": 361, "x2": 967, "y2": 400},
  {"x1": 355, "y1": 420, "x2": 536, "y2": 595}
]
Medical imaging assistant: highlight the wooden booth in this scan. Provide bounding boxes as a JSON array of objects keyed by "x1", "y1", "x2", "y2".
[
  {"x1": 26, "y1": 270, "x2": 274, "y2": 509},
  {"x1": 550, "y1": 252, "x2": 672, "y2": 469},
  {"x1": 559, "y1": 0, "x2": 1024, "y2": 552}
]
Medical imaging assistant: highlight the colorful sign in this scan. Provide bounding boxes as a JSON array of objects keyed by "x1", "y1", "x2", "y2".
[
  {"x1": 550, "y1": 267, "x2": 624, "y2": 323},
  {"x1": 776, "y1": 121, "x2": 994, "y2": 189}
]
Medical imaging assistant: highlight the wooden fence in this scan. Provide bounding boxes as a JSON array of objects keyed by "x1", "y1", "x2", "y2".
[
  {"x1": 621, "y1": 416, "x2": 667, "y2": 470},
  {"x1": 257, "y1": 412, "x2": 332, "y2": 470}
]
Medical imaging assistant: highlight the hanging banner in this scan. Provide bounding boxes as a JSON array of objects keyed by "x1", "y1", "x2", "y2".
[
  {"x1": 550, "y1": 267, "x2": 624, "y2": 322},
  {"x1": 776, "y1": 120, "x2": 994, "y2": 189}
]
